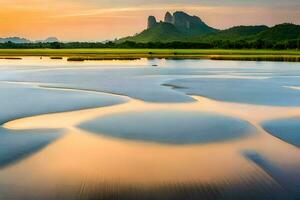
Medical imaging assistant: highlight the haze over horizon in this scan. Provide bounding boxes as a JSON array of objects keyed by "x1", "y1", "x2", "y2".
[{"x1": 1, "y1": 0, "x2": 299, "y2": 41}]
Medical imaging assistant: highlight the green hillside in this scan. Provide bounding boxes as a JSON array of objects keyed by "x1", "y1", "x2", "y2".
[
  {"x1": 196, "y1": 25, "x2": 269, "y2": 42},
  {"x1": 119, "y1": 23, "x2": 185, "y2": 43},
  {"x1": 119, "y1": 10, "x2": 300, "y2": 45},
  {"x1": 256, "y1": 23, "x2": 300, "y2": 42},
  {"x1": 193, "y1": 24, "x2": 300, "y2": 43}
]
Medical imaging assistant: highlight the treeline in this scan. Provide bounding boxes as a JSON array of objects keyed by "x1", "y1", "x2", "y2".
[
  {"x1": 0, "y1": 40, "x2": 299, "y2": 49},
  {"x1": 208, "y1": 39, "x2": 300, "y2": 50}
]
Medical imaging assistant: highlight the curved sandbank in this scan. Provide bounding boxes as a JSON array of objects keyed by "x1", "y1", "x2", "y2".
[
  {"x1": 1, "y1": 58, "x2": 299, "y2": 105},
  {"x1": 165, "y1": 77, "x2": 300, "y2": 106},
  {"x1": 2, "y1": 95, "x2": 300, "y2": 193},
  {"x1": 6, "y1": 95, "x2": 300, "y2": 131},
  {"x1": 0, "y1": 82, "x2": 128, "y2": 169},
  {"x1": 1, "y1": 58, "x2": 300, "y2": 200},
  {"x1": 0, "y1": 82, "x2": 128, "y2": 125}
]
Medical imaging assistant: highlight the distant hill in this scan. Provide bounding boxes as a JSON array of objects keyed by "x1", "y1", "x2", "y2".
[
  {"x1": 195, "y1": 25, "x2": 269, "y2": 42},
  {"x1": 0, "y1": 37, "x2": 60, "y2": 43},
  {"x1": 36, "y1": 37, "x2": 59, "y2": 43},
  {"x1": 198, "y1": 23, "x2": 300, "y2": 43},
  {"x1": 0, "y1": 37, "x2": 30, "y2": 43},
  {"x1": 255, "y1": 23, "x2": 300, "y2": 42},
  {"x1": 119, "y1": 11, "x2": 300, "y2": 44}
]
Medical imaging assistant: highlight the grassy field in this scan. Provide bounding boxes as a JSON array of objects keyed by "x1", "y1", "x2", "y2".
[{"x1": 0, "y1": 49, "x2": 299, "y2": 62}]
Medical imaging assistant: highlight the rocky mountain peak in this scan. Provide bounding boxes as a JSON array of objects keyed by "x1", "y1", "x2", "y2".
[
  {"x1": 148, "y1": 16, "x2": 157, "y2": 29},
  {"x1": 164, "y1": 12, "x2": 173, "y2": 23},
  {"x1": 162, "y1": 11, "x2": 206, "y2": 30},
  {"x1": 146, "y1": 11, "x2": 217, "y2": 36}
]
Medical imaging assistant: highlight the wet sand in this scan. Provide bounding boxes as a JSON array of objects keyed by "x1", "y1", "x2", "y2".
[
  {"x1": 1, "y1": 94, "x2": 300, "y2": 199},
  {"x1": 1, "y1": 58, "x2": 300, "y2": 199}
]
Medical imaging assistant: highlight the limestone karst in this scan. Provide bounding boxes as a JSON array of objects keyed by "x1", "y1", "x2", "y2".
[{"x1": 147, "y1": 16, "x2": 157, "y2": 29}]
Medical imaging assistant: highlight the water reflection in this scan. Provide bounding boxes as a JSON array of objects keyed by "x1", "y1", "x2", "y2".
[
  {"x1": 0, "y1": 128, "x2": 63, "y2": 168},
  {"x1": 166, "y1": 77, "x2": 300, "y2": 106},
  {"x1": 0, "y1": 82, "x2": 127, "y2": 124},
  {"x1": 0, "y1": 58, "x2": 300, "y2": 200},
  {"x1": 79, "y1": 110, "x2": 256, "y2": 144},
  {"x1": 262, "y1": 117, "x2": 300, "y2": 147}
]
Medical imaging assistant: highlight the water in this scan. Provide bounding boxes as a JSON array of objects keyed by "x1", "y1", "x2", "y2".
[
  {"x1": 79, "y1": 110, "x2": 256, "y2": 144},
  {"x1": 0, "y1": 128, "x2": 63, "y2": 168},
  {"x1": 0, "y1": 57, "x2": 300, "y2": 200},
  {"x1": 262, "y1": 117, "x2": 300, "y2": 147}
]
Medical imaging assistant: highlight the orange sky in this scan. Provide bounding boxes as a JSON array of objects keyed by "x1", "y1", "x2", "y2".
[{"x1": 0, "y1": 0, "x2": 299, "y2": 41}]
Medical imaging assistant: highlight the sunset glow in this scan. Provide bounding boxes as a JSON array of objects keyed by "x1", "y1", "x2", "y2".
[{"x1": 1, "y1": 0, "x2": 300, "y2": 41}]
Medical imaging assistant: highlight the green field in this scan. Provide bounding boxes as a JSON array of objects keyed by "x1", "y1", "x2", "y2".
[{"x1": 0, "y1": 49, "x2": 299, "y2": 62}]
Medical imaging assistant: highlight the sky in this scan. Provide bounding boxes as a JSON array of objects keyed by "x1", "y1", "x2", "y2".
[{"x1": 0, "y1": 0, "x2": 299, "y2": 41}]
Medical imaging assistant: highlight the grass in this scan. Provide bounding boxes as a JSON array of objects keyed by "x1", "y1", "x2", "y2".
[
  {"x1": 0, "y1": 57, "x2": 22, "y2": 60},
  {"x1": 0, "y1": 49, "x2": 299, "y2": 62},
  {"x1": 67, "y1": 56, "x2": 141, "y2": 61},
  {"x1": 50, "y1": 56, "x2": 63, "y2": 59},
  {"x1": 210, "y1": 55, "x2": 300, "y2": 62}
]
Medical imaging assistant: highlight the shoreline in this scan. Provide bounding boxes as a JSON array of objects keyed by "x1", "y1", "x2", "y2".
[
  {"x1": 5, "y1": 95, "x2": 300, "y2": 131},
  {"x1": 0, "y1": 49, "x2": 299, "y2": 62}
]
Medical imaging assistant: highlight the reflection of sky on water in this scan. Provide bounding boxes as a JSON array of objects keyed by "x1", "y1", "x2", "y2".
[
  {"x1": 0, "y1": 83, "x2": 127, "y2": 124},
  {"x1": 262, "y1": 118, "x2": 300, "y2": 147},
  {"x1": 0, "y1": 59, "x2": 299, "y2": 104},
  {"x1": 0, "y1": 128, "x2": 63, "y2": 168},
  {"x1": 79, "y1": 110, "x2": 256, "y2": 144},
  {"x1": 0, "y1": 58, "x2": 300, "y2": 200},
  {"x1": 166, "y1": 77, "x2": 300, "y2": 106}
]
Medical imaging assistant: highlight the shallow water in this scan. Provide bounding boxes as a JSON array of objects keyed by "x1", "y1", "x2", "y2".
[
  {"x1": 79, "y1": 110, "x2": 256, "y2": 144},
  {"x1": 262, "y1": 117, "x2": 300, "y2": 147},
  {"x1": 0, "y1": 58, "x2": 300, "y2": 200}
]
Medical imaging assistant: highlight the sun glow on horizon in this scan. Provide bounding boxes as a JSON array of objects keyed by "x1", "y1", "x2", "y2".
[{"x1": 0, "y1": 0, "x2": 299, "y2": 41}]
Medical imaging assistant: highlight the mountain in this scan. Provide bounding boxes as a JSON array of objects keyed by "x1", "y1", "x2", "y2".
[
  {"x1": 120, "y1": 11, "x2": 300, "y2": 44},
  {"x1": 196, "y1": 23, "x2": 300, "y2": 43},
  {"x1": 195, "y1": 25, "x2": 269, "y2": 42},
  {"x1": 147, "y1": 16, "x2": 157, "y2": 29},
  {"x1": 120, "y1": 11, "x2": 217, "y2": 43},
  {"x1": 0, "y1": 37, "x2": 30, "y2": 43},
  {"x1": 164, "y1": 12, "x2": 173, "y2": 24},
  {"x1": 171, "y1": 11, "x2": 217, "y2": 36},
  {"x1": 256, "y1": 23, "x2": 300, "y2": 42},
  {"x1": 35, "y1": 37, "x2": 60, "y2": 43},
  {"x1": 0, "y1": 37, "x2": 60, "y2": 43},
  {"x1": 120, "y1": 22, "x2": 185, "y2": 43}
]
